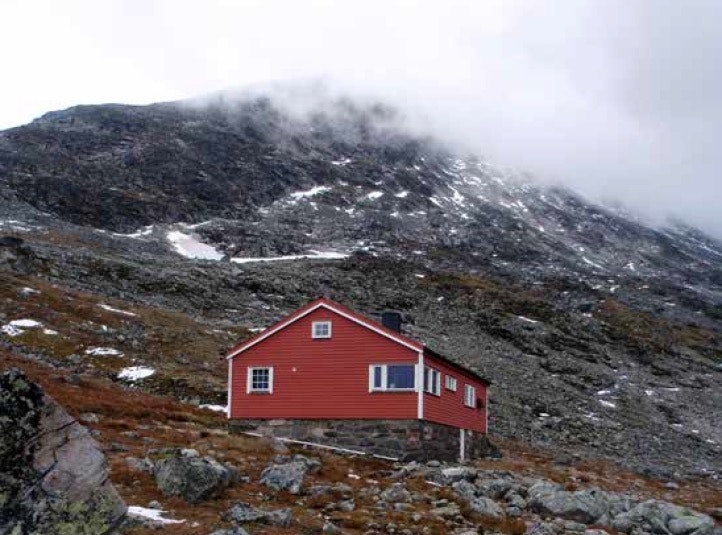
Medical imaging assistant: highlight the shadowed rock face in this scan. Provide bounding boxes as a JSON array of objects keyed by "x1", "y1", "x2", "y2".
[{"x1": 0, "y1": 368, "x2": 126, "y2": 534}]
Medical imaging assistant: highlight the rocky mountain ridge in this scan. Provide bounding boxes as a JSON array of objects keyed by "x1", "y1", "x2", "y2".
[{"x1": 0, "y1": 91, "x2": 720, "y2": 482}]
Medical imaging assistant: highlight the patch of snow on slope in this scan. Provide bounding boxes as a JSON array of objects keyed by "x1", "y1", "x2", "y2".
[
  {"x1": 365, "y1": 191, "x2": 384, "y2": 200},
  {"x1": 394, "y1": 190, "x2": 409, "y2": 198},
  {"x1": 330, "y1": 157, "x2": 352, "y2": 166},
  {"x1": 85, "y1": 347, "x2": 124, "y2": 356},
  {"x1": 43, "y1": 329, "x2": 58, "y2": 335},
  {"x1": 1, "y1": 319, "x2": 43, "y2": 337},
  {"x1": 127, "y1": 506, "x2": 184, "y2": 525},
  {"x1": 231, "y1": 250, "x2": 348, "y2": 264},
  {"x1": 199, "y1": 404, "x2": 227, "y2": 412},
  {"x1": 582, "y1": 256, "x2": 605, "y2": 270},
  {"x1": 167, "y1": 231, "x2": 224, "y2": 261},
  {"x1": 517, "y1": 316, "x2": 539, "y2": 324},
  {"x1": 99, "y1": 304, "x2": 137, "y2": 317},
  {"x1": 290, "y1": 186, "x2": 331, "y2": 199},
  {"x1": 114, "y1": 225, "x2": 154, "y2": 239},
  {"x1": 7, "y1": 319, "x2": 42, "y2": 328},
  {"x1": 20, "y1": 287, "x2": 40, "y2": 295},
  {"x1": 599, "y1": 399, "x2": 617, "y2": 409},
  {"x1": 118, "y1": 366, "x2": 155, "y2": 381}
]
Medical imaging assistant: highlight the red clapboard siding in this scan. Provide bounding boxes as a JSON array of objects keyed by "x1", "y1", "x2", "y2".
[
  {"x1": 230, "y1": 307, "x2": 419, "y2": 420},
  {"x1": 423, "y1": 354, "x2": 487, "y2": 433}
]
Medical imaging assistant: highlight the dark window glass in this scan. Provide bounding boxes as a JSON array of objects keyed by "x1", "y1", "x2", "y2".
[
  {"x1": 387, "y1": 365, "x2": 415, "y2": 389},
  {"x1": 373, "y1": 366, "x2": 382, "y2": 388}
]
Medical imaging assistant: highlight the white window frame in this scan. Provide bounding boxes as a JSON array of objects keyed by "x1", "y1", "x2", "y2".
[
  {"x1": 464, "y1": 384, "x2": 476, "y2": 408},
  {"x1": 312, "y1": 321, "x2": 332, "y2": 339},
  {"x1": 369, "y1": 364, "x2": 417, "y2": 392},
  {"x1": 445, "y1": 375, "x2": 458, "y2": 391},
  {"x1": 424, "y1": 366, "x2": 441, "y2": 396},
  {"x1": 247, "y1": 366, "x2": 274, "y2": 394}
]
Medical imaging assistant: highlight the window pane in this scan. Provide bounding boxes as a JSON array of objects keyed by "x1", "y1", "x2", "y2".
[
  {"x1": 373, "y1": 366, "x2": 382, "y2": 388},
  {"x1": 252, "y1": 368, "x2": 269, "y2": 390},
  {"x1": 387, "y1": 365, "x2": 415, "y2": 389},
  {"x1": 313, "y1": 322, "x2": 330, "y2": 337}
]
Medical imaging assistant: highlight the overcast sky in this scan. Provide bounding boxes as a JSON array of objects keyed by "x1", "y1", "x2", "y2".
[{"x1": 1, "y1": 0, "x2": 720, "y2": 236}]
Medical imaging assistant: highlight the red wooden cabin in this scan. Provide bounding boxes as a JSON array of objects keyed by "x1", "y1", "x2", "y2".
[{"x1": 226, "y1": 297, "x2": 490, "y2": 461}]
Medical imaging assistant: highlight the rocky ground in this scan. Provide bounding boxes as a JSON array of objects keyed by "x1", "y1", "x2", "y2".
[{"x1": 0, "y1": 362, "x2": 720, "y2": 534}]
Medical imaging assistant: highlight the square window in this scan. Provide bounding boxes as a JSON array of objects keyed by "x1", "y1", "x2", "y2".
[
  {"x1": 445, "y1": 375, "x2": 458, "y2": 391},
  {"x1": 248, "y1": 367, "x2": 273, "y2": 393},
  {"x1": 387, "y1": 365, "x2": 415, "y2": 389},
  {"x1": 312, "y1": 321, "x2": 332, "y2": 339}
]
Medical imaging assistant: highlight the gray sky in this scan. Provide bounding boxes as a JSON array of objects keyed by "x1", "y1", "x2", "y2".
[{"x1": 1, "y1": 0, "x2": 720, "y2": 236}]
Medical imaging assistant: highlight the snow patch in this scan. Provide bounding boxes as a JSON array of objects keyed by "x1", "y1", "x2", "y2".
[
  {"x1": 364, "y1": 191, "x2": 384, "y2": 200},
  {"x1": 20, "y1": 287, "x2": 40, "y2": 295},
  {"x1": 99, "y1": 304, "x2": 137, "y2": 317},
  {"x1": 127, "y1": 506, "x2": 184, "y2": 525},
  {"x1": 290, "y1": 186, "x2": 331, "y2": 199},
  {"x1": 199, "y1": 404, "x2": 227, "y2": 412},
  {"x1": 114, "y1": 225, "x2": 154, "y2": 239},
  {"x1": 582, "y1": 256, "x2": 605, "y2": 270},
  {"x1": 394, "y1": 190, "x2": 409, "y2": 198},
  {"x1": 43, "y1": 329, "x2": 59, "y2": 336},
  {"x1": 231, "y1": 250, "x2": 348, "y2": 264},
  {"x1": 85, "y1": 347, "x2": 123, "y2": 356},
  {"x1": 330, "y1": 157, "x2": 352, "y2": 166},
  {"x1": 1, "y1": 319, "x2": 43, "y2": 337},
  {"x1": 167, "y1": 231, "x2": 224, "y2": 261},
  {"x1": 118, "y1": 366, "x2": 155, "y2": 381},
  {"x1": 599, "y1": 400, "x2": 617, "y2": 409},
  {"x1": 7, "y1": 319, "x2": 42, "y2": 328},
  {"x1": 517, "y1": 316, "x2": 539, "y2": 324}
]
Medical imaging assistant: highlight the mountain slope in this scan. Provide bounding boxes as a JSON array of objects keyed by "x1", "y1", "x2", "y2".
[{"x1": 0, "y1": 91, "x2": 720, "y2": 479}]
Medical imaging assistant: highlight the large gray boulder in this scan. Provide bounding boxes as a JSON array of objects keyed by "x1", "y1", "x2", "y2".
[
  {"x1": 155, "y1": 450, "x2": 233, "y2": 503},
  {"x1": 0, "y1": 368, "x2": 126, "y2": 534},
  {"x1": 528, "y1": 481, "x2": 618, "y2": 524},
  {"x1": 611, "y1": 500, "x2": 715, "y2": 535},
  {"x1": 259, "y1": 456, "x2": 319, "y2": 495}
]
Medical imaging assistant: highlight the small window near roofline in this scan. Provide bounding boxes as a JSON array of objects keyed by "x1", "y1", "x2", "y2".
[
  {"x1": 445, "y1": 375, "x2": 458, "y2": 391},
  {"x1": 312, "y1": 321, "x2": 332, "y2": 339}
]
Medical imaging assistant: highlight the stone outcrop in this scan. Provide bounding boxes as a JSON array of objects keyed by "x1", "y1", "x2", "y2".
[
  {"x1": 259, "y1": 454, "x2": 320, "y2": 495},
  {"x1": 154, "y1": 449, "x2": 234, "y2": 503},
  {"x1": 0, "y1": 368, "x2": 126, "y2": 534}
]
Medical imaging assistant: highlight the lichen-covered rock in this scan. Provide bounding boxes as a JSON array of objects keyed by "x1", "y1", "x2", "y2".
[
  {"x1": 528, "y1": 481, "x2": 618, "y2": 524},
  {"x1": 259, "y1": 460, "x2": 309, "y2": 495},
  {"x1": 155, "y1": 450, "x2": 233, "y2": 503},
  {"x1": 0, "y1": 368, "x2": 126, "y2": 534},
  {"x1": 611, "y1": 500, "x2": 714, "y2": 535},
  {"x1": 380, "y1": 483, "x2": 412, "y2": 503},
  {"x1": 469, "y1": 496, "x2": 504, "y2": 519},
  {"x1": 225, "y1": 502, "x2": 292, "y2": 527}
]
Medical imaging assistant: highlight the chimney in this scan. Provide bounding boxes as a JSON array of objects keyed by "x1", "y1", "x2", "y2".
[{"x1": 381, "y1": 311, "x2": 403, "y2": 333}]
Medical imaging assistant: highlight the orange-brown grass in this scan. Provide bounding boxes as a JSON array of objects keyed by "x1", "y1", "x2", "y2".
[
  {"x1": 598, "y1": 299, "x2": 721, "y2": 361},
  {"x1": 0, "y1": 273, "x2": 249, "y2": 400}
]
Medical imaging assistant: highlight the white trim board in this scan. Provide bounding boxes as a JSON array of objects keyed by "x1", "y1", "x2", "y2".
[{"x1": 227, "y1": 301, "x2": 422, "y2": 359}]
